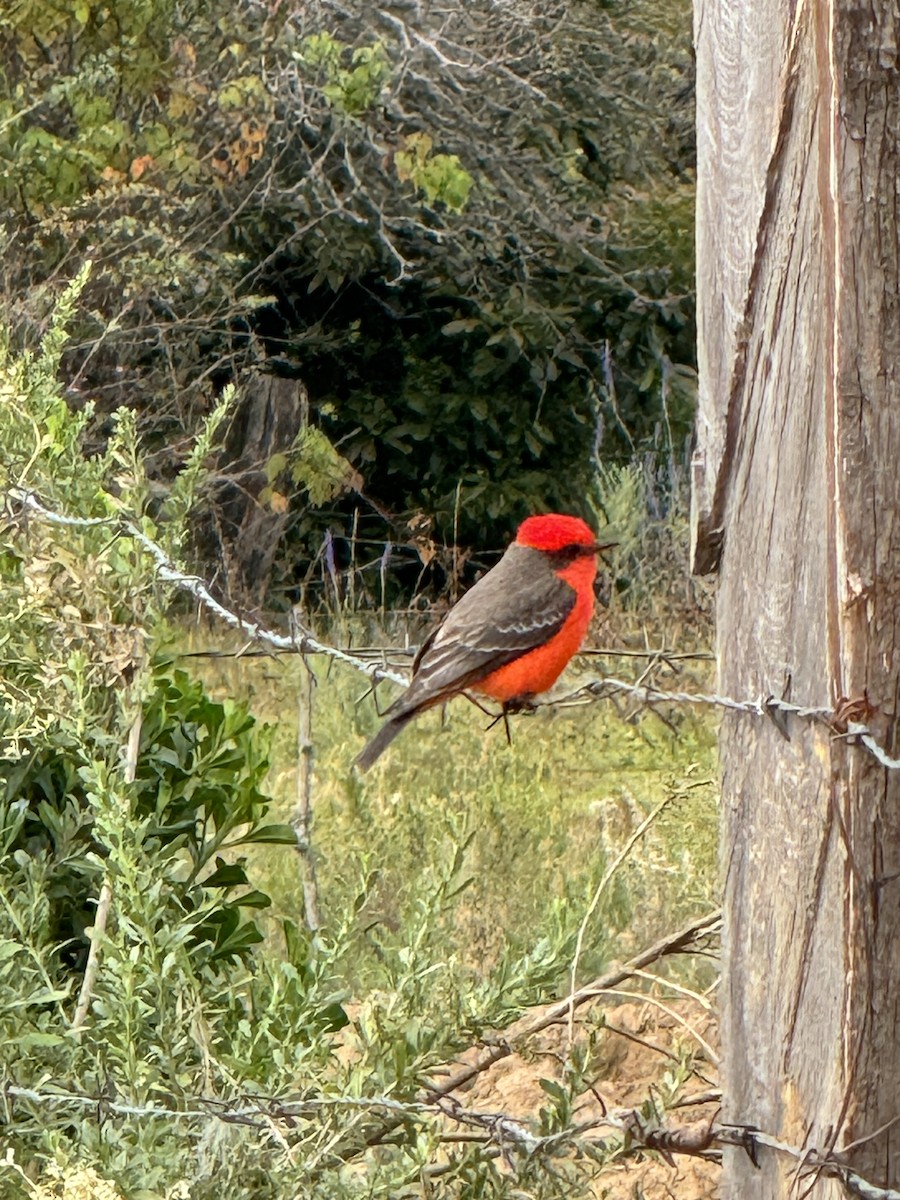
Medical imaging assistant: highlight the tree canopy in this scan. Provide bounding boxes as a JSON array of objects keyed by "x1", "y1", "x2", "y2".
[{"x1": 1, "y1": 0, "x2": 695, "y2": 601}]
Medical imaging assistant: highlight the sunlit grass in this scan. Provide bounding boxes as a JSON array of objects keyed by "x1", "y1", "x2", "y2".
[{"x1": 188, "y1": 624, "x2": 719, "y2": 1016}]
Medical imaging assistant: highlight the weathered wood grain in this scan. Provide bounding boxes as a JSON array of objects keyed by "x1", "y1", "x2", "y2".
[{"x1": 694, "y1": 1, "x2": 900, "y2": 1196}]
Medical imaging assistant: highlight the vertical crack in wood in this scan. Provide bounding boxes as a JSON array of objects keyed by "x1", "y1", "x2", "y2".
[
  {"x1": 694, "y1": 0, "x2": 811, "y2": 572},
  {"x1": 783, "y1": 797, "x2": 836, "y2": 1059},
  {"x1": 820, "y1": 0, "x2": 845, "y2": 706},
  {"x1": 818, "y1": 0, "x2": 859, "y2": 1156}
]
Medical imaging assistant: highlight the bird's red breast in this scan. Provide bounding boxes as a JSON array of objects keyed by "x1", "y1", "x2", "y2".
[
  {"x1": 477, "y1": 549, "x2": 597, "y2": 701},
  {"x1": 394, "y1": 515, "x2": 602, "y2": 710}
]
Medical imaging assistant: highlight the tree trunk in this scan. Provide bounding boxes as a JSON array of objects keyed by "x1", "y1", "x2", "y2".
[
  {"x1": 692, "y1": 1, "x2": 900, "y2": 1195},
  {"x1": 215, "y1": 372, "x2": 307, "y2": 608}
]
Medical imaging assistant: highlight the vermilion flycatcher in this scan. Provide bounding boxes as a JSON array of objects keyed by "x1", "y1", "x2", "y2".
[{"x1": 355, "y1": 514, "x2": 611, "y2": 770}]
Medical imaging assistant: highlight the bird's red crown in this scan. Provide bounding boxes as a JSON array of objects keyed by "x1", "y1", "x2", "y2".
[{"x1": 515, "y1": 513, "x2": 597, "y2": 552}]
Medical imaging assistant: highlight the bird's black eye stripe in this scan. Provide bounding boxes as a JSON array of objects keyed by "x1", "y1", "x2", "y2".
[{"x1": 545, "y1": 543, "x2": 593, "y2": 566}]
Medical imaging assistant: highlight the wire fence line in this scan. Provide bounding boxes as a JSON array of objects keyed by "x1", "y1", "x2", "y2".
[
  {"x1": 6, "y1": 487, "x2": 407, "y2": 689},
  {"x1": 712, "y1": 1128, "x2": 900, "y2": 1200},
  {"x1": 4, "y1": 1082, "x2": 899, "y2": 1199},
  {"x1": 623, "y1": 1115, "x2": 900, "y2": 1200},
  {"x1": 8, "y1": 485, "x2": 899, "y2": 772},
  {"x1": 2, "y1": 478, "x2": 897, "y2": 1200},
  {"x1": 0, "y1": 1083, "x2": 425, "y2": 1127}
]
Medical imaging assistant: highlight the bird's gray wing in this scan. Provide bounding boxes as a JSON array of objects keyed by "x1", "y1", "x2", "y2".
[{"x1": 388, "y1": 543, "x2": 576, "y2": 716}]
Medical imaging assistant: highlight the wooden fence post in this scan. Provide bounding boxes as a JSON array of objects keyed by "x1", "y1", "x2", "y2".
[{"x1": 692, "y1": 1, "x2": 900, "y2": 1194}]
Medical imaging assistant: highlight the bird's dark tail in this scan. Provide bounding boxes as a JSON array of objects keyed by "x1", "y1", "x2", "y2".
[{"x1": 355, "y1": 710, "x2": 417, "y2": 772}]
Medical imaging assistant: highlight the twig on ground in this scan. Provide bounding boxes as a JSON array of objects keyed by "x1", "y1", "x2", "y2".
[
  {"x1": 293, "y1": 653, "x2": 320, "y2": 932},
  {"x1": 421, "y1": 910, "x2": 721, "y2": 1099}
]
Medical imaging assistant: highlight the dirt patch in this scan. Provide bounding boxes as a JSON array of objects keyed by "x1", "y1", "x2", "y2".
[
  {"x1": 446, "y1": 997, "x2": 720, "y2": 1200},
  {"x1": 334, "y1": 990, "x2": 720, "y2": 1199}
]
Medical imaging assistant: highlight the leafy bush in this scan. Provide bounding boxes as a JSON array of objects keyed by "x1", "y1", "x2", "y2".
[
  {"x1": 2, "y1": 666, "x2": 297, "y2": 972},
  {"x1": 1, "y1": 0, "x2": 696, "y2": 601},
  {"x1": 0, "y1": 268, "x2": 356, "y2": 1198},
  {"x1": 0, "y1": 32, "x2": 719, "y2": 1200}
]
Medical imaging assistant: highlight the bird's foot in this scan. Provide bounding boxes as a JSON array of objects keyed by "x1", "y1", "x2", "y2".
[{"x1": 482, "y1": 696, "x2": 537, "y2": 746}]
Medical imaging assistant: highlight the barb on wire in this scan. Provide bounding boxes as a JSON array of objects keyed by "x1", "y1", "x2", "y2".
[
  {"x1": 7, "y1": 486, "x2": 899, "y2": 771},
  {"x1": 7, "y1": 1079, "x2": 900, "y2": 1198},
  {"x1": 577, "y1": 647, "x2": 716, "y2": 662},
  {"x1": 712, "y1": 1123, "x2": 900, "y2": 1200},
  {"x1": 594, "y1": 1108, "x2": 900, "y2": 1199},
  {"x1": 545, "y1": 676, "x2": 833, "y2": 721},
  {"x1": 541, "y1": 678, "x2": 900, "y2": 772}
]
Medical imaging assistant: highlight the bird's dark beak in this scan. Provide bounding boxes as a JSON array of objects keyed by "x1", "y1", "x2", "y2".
[{"x1": 592, "y1": 541, "x2": 617, "y2": 555}]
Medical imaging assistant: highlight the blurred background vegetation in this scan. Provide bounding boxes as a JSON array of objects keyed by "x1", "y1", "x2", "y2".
[
  {"x1": 1, "y1": 0, "x2": 696, "y2": 608},
  {"x1": 0, "y1": 1, "x2": 718, "y2": 1197}
]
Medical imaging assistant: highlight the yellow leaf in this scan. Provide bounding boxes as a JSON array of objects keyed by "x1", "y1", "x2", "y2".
[{"x1": 172, "y1": 35, "x2": 197, "y2": 68}]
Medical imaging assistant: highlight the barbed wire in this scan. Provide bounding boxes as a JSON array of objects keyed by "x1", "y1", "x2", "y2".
[
  {"x1": 616, "y1": 1111, "x2": 900, "y2": 1200},
  {"x1": 541, "y1": 679, "x2": 900, "y2": 771},
  {"x1": 174, "y1": 645, "x2": 716, "y2": 664},
  {"x1": 0, "y1": 1083, "x2": 424, "y2": 1127},
  {"x1": 5, "y1": 487, "x2": 407, "y2": 688},
  {"x1": 4, "y1": 1080, "x2": 899, "y2": 1198},
  {"x1": 6, "y1": 486, "x2": 899, "y2": 771}
]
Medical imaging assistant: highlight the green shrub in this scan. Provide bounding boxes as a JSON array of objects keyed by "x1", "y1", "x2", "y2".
[{"x1": 0, "y1": 242, "x2": 717, "y2": 1200}]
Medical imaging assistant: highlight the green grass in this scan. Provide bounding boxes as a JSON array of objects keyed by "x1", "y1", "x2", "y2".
[{"x1": 191, "y1": 629, "x2": 719, "y2": 1023}]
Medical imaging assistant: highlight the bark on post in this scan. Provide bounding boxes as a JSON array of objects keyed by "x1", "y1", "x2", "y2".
[
  {"x1": 215, "y1": 372, "x2": 306, "y2": 608},
  {"x1": 692, "y1": 1, "x2": 900, "y2": 1195}
]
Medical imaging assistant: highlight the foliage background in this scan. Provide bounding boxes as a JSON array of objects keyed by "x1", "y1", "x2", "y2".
[
  {"x1": 0, "y1": 293, "x2": 716, "y2": 1196},
  {"x1": 0, "y1": 2, "x2": 716, "y2": 1197},
  {"x1": 1, "y1": 0, "x2": 695, "y2": 604}
]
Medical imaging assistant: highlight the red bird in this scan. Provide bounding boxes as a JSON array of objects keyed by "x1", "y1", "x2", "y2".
[{"x1": 355, "y1": 514, "x2": 611, "y2": 771}]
